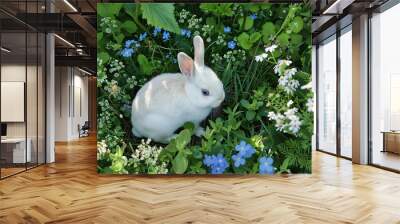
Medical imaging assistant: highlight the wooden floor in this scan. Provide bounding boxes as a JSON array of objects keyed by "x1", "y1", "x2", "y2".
[{"x1": 1, "y1": 136, "x2": 400, "y2": 224}]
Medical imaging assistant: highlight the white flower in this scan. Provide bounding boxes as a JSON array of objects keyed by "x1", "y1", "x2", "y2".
[
  {"x1": 265, "y1": 44, "x2": 278, "y2": 53},
  {"x1": 254, "y1": 53, "x2": 268, "y2": 62},
  {"x1": 287, "y1": 100, "x2": 293, "y2": 107},
  {"x1": 274, "y1": 59, "x2": 292, "y2": 74},
  {"x1": 306, "y1": 98, "x2": 314, "y2": 112},
  {"x1": 255, "y1": 55, "x2": 264, "y2": 62},
  {"x1": 301, "y1": 82, "x2": 313, "y2": 89}
]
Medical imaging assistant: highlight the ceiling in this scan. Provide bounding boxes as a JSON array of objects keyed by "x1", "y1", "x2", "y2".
[{"x1": 0, "y1": 0, "x2": 97, "y2": 73}]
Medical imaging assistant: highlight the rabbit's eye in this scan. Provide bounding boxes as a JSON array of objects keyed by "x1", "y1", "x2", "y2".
[{"x1": 201, "y1": 89, "x2": 210, "y2": 96}]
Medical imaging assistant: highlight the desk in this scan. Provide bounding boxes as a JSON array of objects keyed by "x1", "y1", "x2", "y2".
[
  {"x1": 1, "y1": 138, "x2": 31, "y2": 163},
  {"x1": 382, "y1": 131, "x2": 400, "y2": 154}
]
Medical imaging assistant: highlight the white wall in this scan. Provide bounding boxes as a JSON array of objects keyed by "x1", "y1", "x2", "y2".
[{"x1": 55, "y1": 67, "x2": 89, "y2": 141}]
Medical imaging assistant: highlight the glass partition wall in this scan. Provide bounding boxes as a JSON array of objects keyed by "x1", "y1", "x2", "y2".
[
  {"x1": 370, "y1": 3, "x2": 400, "y2": 172},
  {"x1": 0, "y1": 2, "x2": 46, "y2": 179},
  {"x1": 316, "y1": 25, "x2": 353, "y2": 159}
]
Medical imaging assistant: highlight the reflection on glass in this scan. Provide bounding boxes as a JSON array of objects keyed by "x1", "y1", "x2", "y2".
[
  {"x1": 340, "y1": 27, "x2": 352, "y2": 158},
  {"x1": 371, "y1": 4, "x2": 400, "y2": 171},
  {"x1": 1, "y1": 31, "x2": 27, "y2": 177},
  {"x1": 318, "y1": 35, "x2": 337, "y2": 154}
]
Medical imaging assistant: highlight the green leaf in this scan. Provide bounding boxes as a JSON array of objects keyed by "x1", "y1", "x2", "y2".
[
  {"x1": 290, "y1": 34, "x2": 303, "y2": 46},
  {"x1": 98, "y1": 52, "x2": 110, "y2": 64},
  {"x1": 244, "y1": 16, "x2": 254, "y2": 30},
  {"x1": 206, "y1": 17, "x2": 216, "y2": 27},
  {"x1": 262, "y1": 22, "x2": 276, "y2": 43},
  {"x1": 249, "y1": 32, "x2": 261, "y2": 43},
  {"x1": 98, "y1": 3, "x2": 123, "y2": 18},
  {"x1": 290, "y1": 16, "x2": 304, "y2": 33},
  {"x1": 237, "y1": 33, "x2": 252, "y2": 50},
  {"x1": 183, "y1": 122, "x2": 195, "y2": 132},
  {"x1": 277, "y1": 33, "x2": 289, "y2": 47},
  {"x1": 240, "y1": 99, "x2": 250, "y2": 108},
  {"x1": 141, "y1": 3, "x2": 180, "y2": 34},
  {"x1": 121, "y1": 21, "x2": 137, "y2": 34},
  {"x1": 246, "y1": 111, "x2": 256, "y2": 121},
  {"x1": 172, "y1": 152, "x2": 188, "y2": 174},
  {"x1": 200, "y1": 3, "x2": 233, "y2": 17},
  {"x1": 175, "y1": 129, "x2": 192, "y2": 150},
  {"x1": 123, "y1": 4, "x2": 137, "y2": 19},
  {"x1": 137, "y1": 54, "x2": 154, "y2": 75}
]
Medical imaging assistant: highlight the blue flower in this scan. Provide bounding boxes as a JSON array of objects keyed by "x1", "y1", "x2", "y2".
[
  {"x1": 162, "y1": 31, "x2": 170, "y2": 42},
  {"x1": 235, "y1": 141, "x2": 255, "y2": 158},
  {"x1": 224, "y1": 26, "x2": 231, "y2": 33},
  {"x1": 259, "y1": 156, "x2": 274, "y2": 175},
  {"x1": 139, "y1": 32, "x2": 147, "y2": 41},
  {"x1": 232, "y1": 154, "x2": 245, "y2": 167},
  {"x1": 227, "y1": 40, "x2": 236, "y2": 49},
  {"x1": 121, "y1": 48, "x2": 134, "y2": 57},
  {"x1": 153, "y1": 27, "x2": 161, "y2": 37},
  {"x1": 203, "y1": 154, "x2": 228, "y2": 174},
  {"x1": 124, "y1": 39, "x2": 137, "y2": 48},
  {"x1": 180, "y1": 29, "x2": 191, "y2": 38},
  {"x1": 250, "y1": 13, "x2": 257, "y2": 20}
]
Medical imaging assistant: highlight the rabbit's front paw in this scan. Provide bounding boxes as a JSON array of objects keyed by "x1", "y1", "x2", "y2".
[{"x1": 194, "y1": 127, "x2": 205, "y2": 137}]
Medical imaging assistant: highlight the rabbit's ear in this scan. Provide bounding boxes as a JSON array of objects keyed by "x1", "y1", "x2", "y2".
[
  {"x1": 193, "y1": 36, "x2": 204, "y2": 66},
  {"x1": 178, "y1": 52, "x2": 194, "y2": 77}
]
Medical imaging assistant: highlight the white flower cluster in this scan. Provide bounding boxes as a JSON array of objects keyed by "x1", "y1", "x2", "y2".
[
  {"x1": 178, "y1": 9, "x2": 190, "y2": 23},
  {"x1": 188, "y1": 14, "x2": 202, "y2": 29},
  {"x1": 201, "y1": 24, "x2": 214, "y2": 38},
  {"x1": 211, "y1": 53, "x2": 223, "y2": 64},
  {"x1": 131, "y1": 139, "x2": 168, "y2": 174},
  {"x1": 215, "y1": 35, "x2": 225, "y2": 45},
  {"x1": 97, "y1": 140, "x2": 109, "y2": 158},
  {"x1": 255, "y1": 44, "x2": 277, "y2": 62},
  {"x1": 223, "y1": 49, "x2": 246, "y2": 64},
  {"x1": 268, "y1": 100, "x2": 302, "y2": 135},
  {"x1": 273, "y1": 60, "x2": 300, "y2": 94},
  {"x1": 100, "y1": 17, "x2": 118, "y2": 34}
]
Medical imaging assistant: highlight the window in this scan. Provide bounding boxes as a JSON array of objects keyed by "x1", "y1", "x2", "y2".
[
  {"x1": 370, "y1": 3, "x2": 400, "y2": 171},
  {"x1": 317, "y1": 35, "x2": 337, "y2": 154}
]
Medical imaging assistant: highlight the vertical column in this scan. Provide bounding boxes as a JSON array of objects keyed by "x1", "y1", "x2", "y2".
[
  {"x1": 46, "y1": 1, "x2": 55, "y2": 163},
  {"x1": 352, "y1": 14, "x2": 369, "y2": 164}
]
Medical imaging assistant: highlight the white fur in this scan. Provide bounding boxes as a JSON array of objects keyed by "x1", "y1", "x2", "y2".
[{"x1": 131, "y1": 36, "x2": 225, "y2": 143}]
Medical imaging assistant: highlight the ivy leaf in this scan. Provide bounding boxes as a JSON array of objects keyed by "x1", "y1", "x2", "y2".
[
  {"x1": 137, "y1": 54, "x2": 154, "y2": 75},
  {"x1": 172, "y1": 152, "x2": 188, "y2": 174},
  {"x1": 262, "y1": 22, "x2": 276, "y2": 43},
  {"x1": 290, "y1": 16, "x2": 304, "y2": 33},
  {"x1": 121, "y1": 21, "x2": 137, "y2": 34},
  {"x1": 98, "y1": 3, "x2": 123, "y2": 18},
  {"x1": 140, "y1": 3, "x2": 180, "y2": 34}
]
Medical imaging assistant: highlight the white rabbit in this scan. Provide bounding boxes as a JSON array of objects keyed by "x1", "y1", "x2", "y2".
[{"x1": 131, "y1": 36, "x2": 225, "y2": 143}]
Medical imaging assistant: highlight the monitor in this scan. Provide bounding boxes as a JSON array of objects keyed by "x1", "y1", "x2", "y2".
[{"x1": 1, "y1": 123, "x2": 7, "y2": 137}]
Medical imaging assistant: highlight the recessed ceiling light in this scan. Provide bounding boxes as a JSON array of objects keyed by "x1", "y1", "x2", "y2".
[
  {"x1": 78, "y1": 67, "x2": 93, "y2": 76},
  {"x1": 63, "y1": 0, "x2": 78, "y2": 12},
  {"x1": 1, "y1": 47, "x2": 11, "y2": 53},
  {"x1": 54, "y1": 34, "x2": 75, "y2": 48}
]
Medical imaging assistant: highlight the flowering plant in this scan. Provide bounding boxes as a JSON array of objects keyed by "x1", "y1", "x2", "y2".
[{"x1": 97, "y1": 3, "x2": 312, "y2": 174}]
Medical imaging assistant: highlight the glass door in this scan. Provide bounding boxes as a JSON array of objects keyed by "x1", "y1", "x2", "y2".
[
  {"x1": 317, "y1": 34, "x2": 337, "y2": 155},
  {"x1": 339, "y1": 25, "x2": 352, "y2": 158}
]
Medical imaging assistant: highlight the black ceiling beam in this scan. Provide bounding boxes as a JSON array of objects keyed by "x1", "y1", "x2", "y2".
[
  {"x1": 55, "y1": 55, "x2": 96, "y2": 71},
  {"x1": 13, "y1": 13, "x2": 83, "y2": 32}
]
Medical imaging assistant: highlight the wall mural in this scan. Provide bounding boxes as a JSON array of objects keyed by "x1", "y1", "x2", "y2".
[{"x1": 97, "y1": 3, "x2": 313, "y2": 175}]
